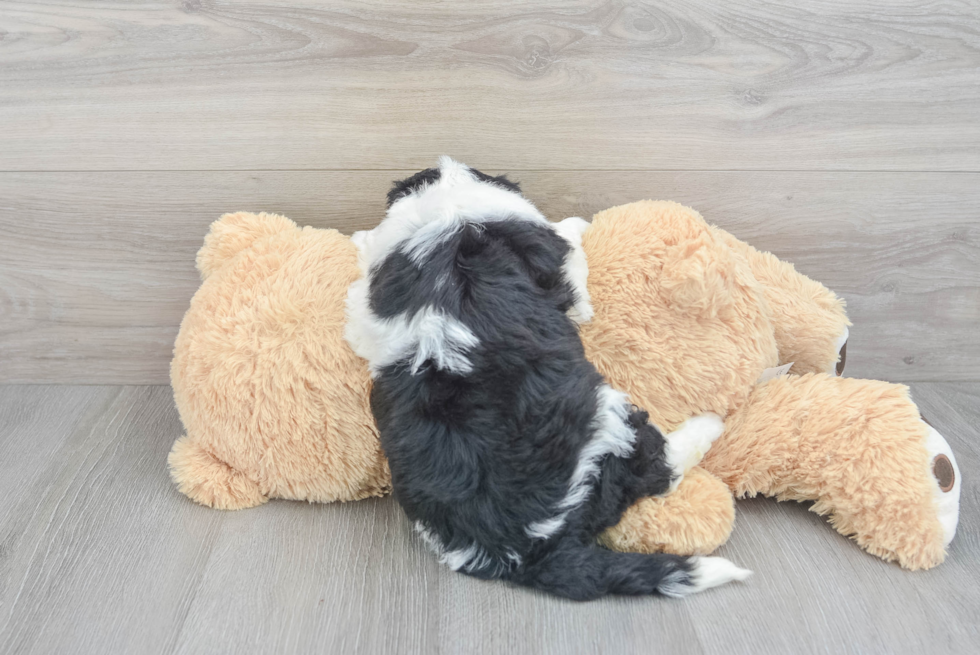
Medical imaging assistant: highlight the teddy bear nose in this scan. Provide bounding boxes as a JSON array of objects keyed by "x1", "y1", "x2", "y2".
[
  {"x1": 933, "y1": 454, "x2": 956, "y2": 492},
  {"x1": 836, "y1": 341, "x2": 847, "y2": 376}
]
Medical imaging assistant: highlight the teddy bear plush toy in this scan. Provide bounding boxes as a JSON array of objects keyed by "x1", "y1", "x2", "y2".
[{"x1": 169, "y1": 200, "x2": 961, "y2": 570}]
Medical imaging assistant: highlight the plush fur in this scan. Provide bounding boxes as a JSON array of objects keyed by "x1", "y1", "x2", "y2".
[
  {"x1": 702, "y1": 374, "x2": 954, "y2": 569},
  {"x1": 581, "y1": 201, "x2": 959, "y2": 568},
  {"x1": 170, "y1": 213, "x2": 389, "y2": 508},
  {"x1": 345, "y1": 160, "x2": 747, "y2": 599},
  {"x1": 168, "y1": 198, "x2": 961, "y2": 572}
]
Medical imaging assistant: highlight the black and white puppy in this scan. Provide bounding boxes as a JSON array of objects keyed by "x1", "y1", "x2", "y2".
[{"x1": 345, "y1": 158, "x2": 750, "y2": 600}]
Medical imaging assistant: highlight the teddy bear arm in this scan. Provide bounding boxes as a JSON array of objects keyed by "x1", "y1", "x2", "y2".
[
  {"x1": 600, "y1": 467, "x2": 735, "y2": 556},
  {"x1": 709, "y1": 226, "x2": 849, "y2": 375}
]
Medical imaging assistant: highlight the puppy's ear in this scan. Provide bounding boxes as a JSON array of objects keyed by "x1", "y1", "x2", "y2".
[
  {"x1": 387, "y1": 167, "x2": 441, "y2": 207},
  {"x1": 468, "y1": 167, "x2": 522, "y2": 194},
  {"x1": 482, "y1": 220, "x2": 569, "y2": 290}
]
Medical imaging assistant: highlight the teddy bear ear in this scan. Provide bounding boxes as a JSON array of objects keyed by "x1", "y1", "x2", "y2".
[
  {"x1": 195, "y1": 212, "x2": 297, "y2": 280},
  {"x1": 659, "y1": 234, "x2": 740, "y2": 319}
]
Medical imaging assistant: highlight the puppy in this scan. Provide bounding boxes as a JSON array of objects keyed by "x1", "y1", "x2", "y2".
[{"x1": 346, "y1": 158, "x2": 750, "y2": 600}]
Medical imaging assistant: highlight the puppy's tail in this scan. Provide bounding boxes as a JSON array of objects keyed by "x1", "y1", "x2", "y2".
[{"x1": 515, "y1": 541, "x2": 751, "y2": 601}]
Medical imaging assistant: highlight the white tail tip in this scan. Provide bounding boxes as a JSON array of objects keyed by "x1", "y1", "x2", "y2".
[
  {"x1": 660, "y1": 556, "x2": 752, "y2": 597},
  {"x1": 690, "y1": 556, "x2": 753, "y2": 591}
]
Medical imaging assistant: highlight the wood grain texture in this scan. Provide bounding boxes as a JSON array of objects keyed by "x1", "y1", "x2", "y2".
[
  {"x1": 2, "y1": 170, "x2": 977, "y2": 384},
  {"x1": 0, "y1": 382, "x2": 977, "y2": 654},
  {"x1": 1, "y1": 0, "x2": 979, "y2": 171},
  {"x1": 0, "y1": 386, "x2": 226, "y2": 655}
]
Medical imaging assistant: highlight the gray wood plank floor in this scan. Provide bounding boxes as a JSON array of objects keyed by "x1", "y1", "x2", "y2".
[{"x1": 0, "y1": 383, "x2": 977, "y2": 655}]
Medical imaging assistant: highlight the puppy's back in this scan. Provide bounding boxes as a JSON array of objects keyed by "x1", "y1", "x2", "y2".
[{"x1": 365, "y1": 219, "x2": 605, "y2": 565}]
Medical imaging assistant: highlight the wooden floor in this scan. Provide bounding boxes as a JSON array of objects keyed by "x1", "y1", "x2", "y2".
[
  {"x1": 2, "y1": 1, "x2": 979, "y2": 653},
  {"x1": 0, "y1": 383, "x2": 977, "y2": 654}
]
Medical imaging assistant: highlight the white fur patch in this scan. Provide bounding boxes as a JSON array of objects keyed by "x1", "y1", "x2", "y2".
[
  {"x1": 658, "y1": 556, "x2": 752, "y2": 597},
  {"x1": 525, "y1": 512, "x2": 570, "y2": 540},
  {"x1": 552, "y1": 216, "x2": 593, "y2": 324},
  {"x1": 345, "y1": 277, "x2": 478, "y2": 377},
  {"x1": 525, "y1": 385, "x2": 637, "y2": 539},
  {"x1": 664, "y1": 413, "x2": 725, "y2": 493},
  {"x1": 414, "y1": 521, "x2": 519, "y2": 572}
]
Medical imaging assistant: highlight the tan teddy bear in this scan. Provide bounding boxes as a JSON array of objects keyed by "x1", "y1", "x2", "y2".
[
  {"x1": 582, "y1": 201, "x2": 960, "y2": 570},
  {"x1": 169, "y1": 202, "x2": 961, "y2": 570}
]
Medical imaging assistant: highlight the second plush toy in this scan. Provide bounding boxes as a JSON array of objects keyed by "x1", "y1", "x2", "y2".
[{"x1": 169, "y1": 194, "x2": 960, "y2": 570}]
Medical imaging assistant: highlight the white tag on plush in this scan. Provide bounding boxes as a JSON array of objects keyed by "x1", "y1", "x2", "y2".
[{"x1": 758, "y1": 362, "x2": 794, "y2": 384}]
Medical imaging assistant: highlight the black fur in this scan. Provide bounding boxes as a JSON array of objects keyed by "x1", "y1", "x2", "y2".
[
  {"x1": 468, "y1": 168, "x2": 522, "y2": 195},
  {"x1": 385, "y1": 166, "x2": 521, "y2": 208},
  {"x1": 368, "y1": 180, "x2": 695, "y2": 600},
  {"x1": 386, "y1": 167, "x2": 441, "y2": 207}
]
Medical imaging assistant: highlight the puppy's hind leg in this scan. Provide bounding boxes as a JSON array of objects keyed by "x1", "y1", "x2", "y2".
[{"x1": 664, "y1": 413, "x2": 725, "y2": 493}]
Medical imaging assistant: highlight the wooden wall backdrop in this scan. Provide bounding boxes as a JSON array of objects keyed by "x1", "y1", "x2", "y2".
[{"x1": 1, "y1": 0, "x2": 978, "y2": 383}]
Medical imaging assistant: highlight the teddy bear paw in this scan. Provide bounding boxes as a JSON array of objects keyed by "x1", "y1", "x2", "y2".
[{"x1": 664, "y1": 413, "x2": 726, "y2": 492}]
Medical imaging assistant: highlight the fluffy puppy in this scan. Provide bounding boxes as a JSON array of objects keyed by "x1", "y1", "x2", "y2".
[{"x1": 346, "y1": 158, "x2": 750, "y2": 600}]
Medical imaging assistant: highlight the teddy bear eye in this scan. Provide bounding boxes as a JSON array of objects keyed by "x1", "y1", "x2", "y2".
[{"x1": 932, "y1": 454, "x2": 955, "y2": 493}]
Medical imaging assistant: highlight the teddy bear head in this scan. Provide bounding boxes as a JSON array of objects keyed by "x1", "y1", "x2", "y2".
[
  {"x1": 170, "y1": 213, "x2": 389, "y2": 507},
  {"x1": 578, "y1": 201, "x2": 780, "y2": 431}
]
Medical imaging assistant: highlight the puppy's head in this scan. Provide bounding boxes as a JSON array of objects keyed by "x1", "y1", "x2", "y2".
[
  {"x1": 386, "y1": 157, "x2": 522, "y2": 208},
  {"x1": 354, "y1": 157, "x2": 543, "y2": 271}
]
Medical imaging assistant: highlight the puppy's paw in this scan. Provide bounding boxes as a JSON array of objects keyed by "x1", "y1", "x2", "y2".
[
  {"x1": 679, "y1": 413, "x2": 725, "y2": 447},
  {"x1": 664, "y1": 413, "x2": 725, "y2": 491}
]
